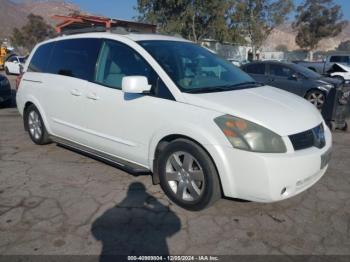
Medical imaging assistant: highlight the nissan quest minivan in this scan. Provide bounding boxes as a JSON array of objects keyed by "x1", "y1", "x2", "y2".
[{"x1": 16, "y1": 33, "x2": 332, "y2": 210}]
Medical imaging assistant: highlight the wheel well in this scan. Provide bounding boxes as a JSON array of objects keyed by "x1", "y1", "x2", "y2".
[
  {"x1": 23, "y1": 102, "x2": 34, "y2": 131},
  {"x1": 152, "y1": 134, "x2": 223, "y2": 196}
]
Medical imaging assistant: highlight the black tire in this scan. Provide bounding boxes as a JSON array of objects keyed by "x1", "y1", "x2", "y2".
[
  {"x1": 5, "y1": 67, "x2": 10, "y2": 75},
  {"x1": 1, "y1": 99, "x2": 12, "y2": 108},
  {"x1": 305, "y1": 89, "x2": 326, "y2": 109},
  {"x1": 24, "y1": 104, "x2": 51, "y2": 145},
  {"x1": 157, "y1": 138, "x2": 221, "y2": 211}
]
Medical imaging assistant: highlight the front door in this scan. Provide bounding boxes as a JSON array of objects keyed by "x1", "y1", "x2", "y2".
[
  {"x1": 83, "y1": 40, "x2": 176, "y2": 166},
  {"x1": 267, "y1": 64, "x2": 303, "y2": 96}
]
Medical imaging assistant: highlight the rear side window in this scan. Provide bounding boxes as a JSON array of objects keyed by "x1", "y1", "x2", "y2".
[
  {"x1": 47, "y1": 38, "x2": 102, "y2": 81},
  {"x1": 28, "y1": 43, "x2": 54, "y2": 73},
  {"x1": 244, "y1": 64, "x2": 265, "y2": 75},
  {"x1": 330, "y1": 56, "x2": 350, "y2": 63}
]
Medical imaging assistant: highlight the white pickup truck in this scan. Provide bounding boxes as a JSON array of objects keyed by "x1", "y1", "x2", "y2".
[{"x1": 295, "y1": 54, "x2": 350, "y2": 73}]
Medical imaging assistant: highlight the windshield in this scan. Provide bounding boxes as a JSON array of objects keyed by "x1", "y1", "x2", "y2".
[
  {"x1": 291, "y1": 63, "x2": 321, "y2": 79},
  {"x1": 138, "y1": 40, "x2": 257, "y2": 93}
]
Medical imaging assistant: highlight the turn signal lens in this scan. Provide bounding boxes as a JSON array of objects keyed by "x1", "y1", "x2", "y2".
[
  {"x1": 223, "y1": 129, "x2": 236, "y2": 137},
  {"x1": 225, "y1": 121, "x2": 236, "y2": 128}
]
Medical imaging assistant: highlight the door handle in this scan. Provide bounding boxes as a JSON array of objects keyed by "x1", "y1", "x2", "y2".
[
  {"x1": 87, "y1": 93, "x2": 99, "y2": 100},
  {"x1": 71, "y1": 89, "x2": 82, "y2": 96}
]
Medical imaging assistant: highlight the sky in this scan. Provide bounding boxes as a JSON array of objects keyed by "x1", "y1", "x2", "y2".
[{"x1": 68, "y1": 0, "x2": 350, "y2": 21}]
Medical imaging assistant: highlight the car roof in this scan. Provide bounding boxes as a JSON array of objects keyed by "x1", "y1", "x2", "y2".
[{"x1": 38, "y1": 32, "x2": 190, "y2": 46}]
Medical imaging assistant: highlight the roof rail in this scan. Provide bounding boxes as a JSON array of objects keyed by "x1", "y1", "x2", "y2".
[{"x1": 61, "y1": 26, "x2": 106, "y2": 35}]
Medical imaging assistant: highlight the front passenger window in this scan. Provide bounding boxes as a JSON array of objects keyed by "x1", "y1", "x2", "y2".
[{"x1": 270, "y1": 65, "x2": 294, "y2": 78}]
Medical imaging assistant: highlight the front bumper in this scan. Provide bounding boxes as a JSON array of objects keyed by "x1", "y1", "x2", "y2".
[{"x1": 207, "y1": 124, "x2": 332, "y2": 202}]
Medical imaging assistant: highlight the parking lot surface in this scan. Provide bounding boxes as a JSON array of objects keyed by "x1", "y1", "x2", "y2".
[{"x1": 0, "y1": 73, "x2": 350, "y2": 256}]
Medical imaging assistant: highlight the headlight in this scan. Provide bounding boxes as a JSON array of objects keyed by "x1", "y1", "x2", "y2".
[{"x1": 214, "y1": 115, "x2": 287, "y2": 153}]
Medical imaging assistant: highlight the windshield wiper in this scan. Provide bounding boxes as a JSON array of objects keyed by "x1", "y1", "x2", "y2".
[
  {"x1": 183, "y1": 86, "x2": 231, "y2": 94},
  {"x1": 183, "y1": 82, "x2": 262, "y2": 94},
  {"x1": 227, "y1": 81, "x2": 263, "y2": 88}
]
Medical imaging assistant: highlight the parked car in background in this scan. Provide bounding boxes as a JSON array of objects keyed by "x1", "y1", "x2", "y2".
[
  {"x1": 17, "y1": 33, "x2": 332, "y2": 210},
  {"x1": 4, "y1": 55, "x2": 26, "y2": 75},
  {"x1": 227, "y1": 58, "x2": 242, "y2": 67},
  {"x1": 241, "y1": 61, "x2": 341, "y2": 109},
  {"x1": 294, "y1": 53, "x2": 350, "y2": 75},
  {"x1": 327, "y1": 63, "x2": 350, "y2": 84},
  {"x1": 0, "y1": 74, "x2": 12, "y2": 107}
]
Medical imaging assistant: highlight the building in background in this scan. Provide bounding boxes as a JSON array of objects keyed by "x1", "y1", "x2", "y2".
[{"x1": 52, "y1": 14, "x2": 157, "y2": 34}]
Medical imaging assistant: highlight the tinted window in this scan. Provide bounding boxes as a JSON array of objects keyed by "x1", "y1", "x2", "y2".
[
  {"x1": 8, "y1": 57, "x2": 17, "y2": 62},
  {"x1": 330, "y1": 56, "x2": 350, "y2": 63},
  {"x1": 270, "y1": 64, "x2": 294, "y2": 78},
  {"x1": 28, "y1": 43, "x2": 54, "y2": 72},
  {"x1": 244, "y1": 64, "x2": 265, "y2": 75},
  {"x1": 48, "y1": 38, "x2": 102, "y2": 81},
  {"x1": 139, "y1": 41, "x2": 254, "y2": 93}
]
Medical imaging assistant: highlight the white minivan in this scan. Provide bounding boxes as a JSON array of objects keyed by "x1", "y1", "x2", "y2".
[{"x1": 17, "y1": 32, "x2": 332, "y2": 210}]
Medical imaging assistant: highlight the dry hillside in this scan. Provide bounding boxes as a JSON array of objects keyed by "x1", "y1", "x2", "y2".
[
  {"x1": 263, "y1": 23, "x2": 350, "y2": 51},
  {"x1": 0, "y1": 0, "x2": 80, "y2": 40}
]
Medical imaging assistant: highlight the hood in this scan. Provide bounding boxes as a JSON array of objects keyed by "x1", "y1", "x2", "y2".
[
  {"x1": 335, "y1": 63, "x2": 350, "y2": 72},
  {"x1": 182, "y1": 86, "x2": 323, "y2": 136},
  {"x1": 317, "y1": 77, "x2": 341, "y2": 87}
]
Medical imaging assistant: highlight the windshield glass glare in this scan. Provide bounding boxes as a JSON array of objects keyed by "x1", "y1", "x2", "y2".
[{"x1": 139, "y1": 40, "x2": 255, "y2": 93}]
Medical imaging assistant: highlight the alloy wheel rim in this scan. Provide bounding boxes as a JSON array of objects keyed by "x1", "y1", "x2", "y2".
[
  {"x1": 308, "y1": 92, "x2": 324, "y2": 108},
  {"x1": 165, "y1": 151, "x2": 205, "y2": 202},
  {"x1": 28, "y1": 111, "x2": 42, "y2": 140}
]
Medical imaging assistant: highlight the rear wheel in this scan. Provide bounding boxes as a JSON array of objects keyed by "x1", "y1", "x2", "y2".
[
  {"x1": 306, "y1": 90, "x2": 326, "y2": 109},
  {"x1": 157, "y1": 139, "x2": 221, "y2": 211},
  {"x1": 24, "y1": 105, "x2": 51, "y2": 145}
]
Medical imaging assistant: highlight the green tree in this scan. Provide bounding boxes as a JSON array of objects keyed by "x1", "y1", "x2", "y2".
[
  {"x1": 293, "y1": 0, "x2": 347, "y2": 52},
  {"x1": 11, "y1": 14, "x2": 56, "y2": 52},
  {"x1": 229, "y1": 0, "x2": 294, "y2": 57},
  {"x1": 137, "y1": 0, "x2": 232, "y2": 42},
  {"x1": 337, "y1": 40, "x2": 350, "y2": 51},
  {"x1": 275, "y1": 44, "x2": 289, "y2": 52}
]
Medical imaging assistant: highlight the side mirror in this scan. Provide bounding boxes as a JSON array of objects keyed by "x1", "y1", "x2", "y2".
[
  {"x1": 122, "y1": 76, "x2": 152, "y2": 94},
  {"x1": 290, "y1": 74, "x2": 299, "y2": 80}
]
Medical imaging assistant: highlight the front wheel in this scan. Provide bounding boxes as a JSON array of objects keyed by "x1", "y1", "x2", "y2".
[
  {"x1": 306, "y1": 90, "x2": 326, "y2": 109},
  {"x1": 24, "y1": 105, "x2": 51, "y2": 145},
  {"x1": 5, "y1": 67, "x2": 10, "y2": 75},
  {"x1": 157, "y1": 139, "x2": 221, "y2": 211}
]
